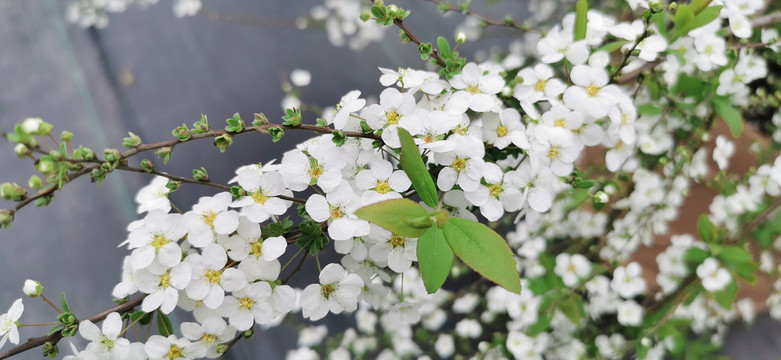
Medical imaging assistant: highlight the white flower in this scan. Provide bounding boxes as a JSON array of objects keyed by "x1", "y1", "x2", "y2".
[
  {"x1": 220, "y1": 282, "x2": 273, "y2": 330},
  {"x1": 433, "y1": 135, "x2": 486, "y2": 192},
  {"x1": 554, "y1": 253, "x2": 591, "y2": 287},
  {"x1": 185, "y1": 244, "x2": 248, "y2": 309},
  {"x1": 180, "y1": 316, "x2": 236, "y2": 359},
  {"x1": 454, "y1": 318, "x2": 482, "y2": 338},
  {"x1": 173, "y1": 0, "x2": 201, "y2": 17},
  {"x1": 355, "y1": 158, "x2": 411, "y2": 204},
  {"x1": 480, "y1": 108, "x2": 527, "y2": 150},
  {"x1": 136, "y1": 262, "x2": 192, "y2": 314},
  {"x1": 616, "y1": 300, "x2": 644, "y2": 326},
  {"x1": 144, "y1": 335, "x2": 197, "y2": 360},
  {"x1": 713, "y1": 135, "x2": 735, "y2": 171},
  {"x1": 563, "y1": 65, "x2": 622, "y2": 118},
  {"x1": 305, "y1": 182, "x2": 370, "y2": 241},
  {"x1": 134, "y1": 176, "x2": 171, "y2": 214},
  {"x1": 127, "y1": 210, "x2": 187, "y2": 270},
  {"x1": 445, "y1": 63, "x2": 504, "y2": 114},
  {"x1": 184, "y1": 192, "x2": 239, "y2": 248},
  {"x1": 300, "y1": 263, "x2": 364, "y2": 320},
  {"x1": 290, "y1": 69, "x2": 312, "y2": 87},
  {"x1": 531, "y1": 126, "x2": 582, "y2": 176},
  {"x1": 363, "y1": 88, "x2": 416, "y2": 148},
  {"x1": 537, "y1": 25, "x2": 589, "y2": 64},
  {"x1": 281, "y1": 142, "x2": 347, "y2": 192},
  {"x1": 696, "y1": 257, "x2": 731, "y2": 292},
  {"x1": 434, "y1": 334, "x2": 455, "y2": 358},
  {"x1": 0, "y1": 299, "x2": 24, "y2": 350},
  {"x1": 513, "y1": 158, "x2": 555, "y2": 213},
  {"x1": 79, "y1": 312, "x2": 130, "y2": 359},
  {"x1": 225, "y1": 217, "x2": 286, "y2": 281},
  {"x1": 399, "y1": 110, "x2": 461, "y2": 152},
  {"x1": 464, "y1": 163, "x2": 523, "y2": 221},
  {"x1": 22, "y1": 279, "x2": 42, "y2": 298},
  {"x1": 333, "y1": 90, "x2": 366, "y2": 130},
  {"x1": 610, "y1": 262, "x2": 646, "y2": 299},
  {"x1": 230, "y1": 168, "x2": 291, "y2": 223},
  {"x1": 513, "y1": 64, "x2": 566, "y2": 105},
  {"x1": 368, "y1": 229, "x2": 418, "y2": 273}
]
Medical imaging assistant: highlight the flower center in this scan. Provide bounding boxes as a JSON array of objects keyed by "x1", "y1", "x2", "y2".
[
  {"x1": 586, "y1": 85, "x2": 600, "y2": 97},
  {"x1": 202, "y1": 333, "x2": 217, "y2": 344},
  {"x1": 374, "y1": 180, "x2": 391, "y2": 194},
  {"x1": 249, "y1": 241, "x2": 264, "y2": 257},
  {"x1": 488, "y1": 183, "x2": 503, "y2": 198},
  {"x1": 496, "y1": 125, "x2": 508, "y2": 137},
  {"x1": 389, "y1": 235, "x2": 406, "y2": 248},
  {"x1": 547, "y1": 146, "x2": 560, "y2": 159},
  {"x1": 151, "y1": 234, "x2": 169, "y2": 251},
  {"x1": 534, "y1": 80, "x2": 547, "y2": 92},
  {"x1": 99, "y1": 336, "x2": 115, "y2": 351},
  {"x1": 554, "y1": 119, "x2": 566, "y2": 127},
  {"x1": 321, "y1": 283, "x2": 336, "y2": 299},
  {"x1": 452, "y1": 157, "x2": 467, "y2": 172},
  {"x1": 203, "y1": 269, "x2": 222, "y2": 285},
  {"x1": 239, "y1": 297, "x2": 255, "y2": 310},
  {"x1": 423, "y1": 134, "x2": 436, "y2": 143},
  {"x1": 385, "y1": 111, "x2": 401, "y2": 125},
  {"x1": 329, "y1": 205, "x2": 344, "y2": 220},
  {"x1": 159, "y1": 272, "x2": 172, "y2": 288},
  {"x1": 251, "y1": 191, "x2": 268, "y2": 204},
  {"x1": 202, "y1": 211, "x2": 217, "y2": 227},
  {"x1": 309, "y1": 164, "x2": 324, "y2": 180},
  {"x1": 165, "y1": 345, "x2": 184, "y2": 359},
  {"x1": 467, "y1": 84, "x2": 480, "y2": 94}
]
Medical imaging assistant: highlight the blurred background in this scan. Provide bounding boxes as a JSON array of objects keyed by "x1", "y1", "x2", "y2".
[{"x1": 0, "y1": 0, "x2": 778, "y2": 358}]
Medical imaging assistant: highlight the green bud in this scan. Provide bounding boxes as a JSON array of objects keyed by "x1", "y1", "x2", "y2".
[
  {"x1": 61, "y1": 324, "x2": 78, "y2": 337},
  {"x1": 49, "y1": 149, "x2": 63, "y2": 161},
  {"x1": 399, "y1": 29, "x2": 410, "y2": 43},
  {"x1": 253, "y1": 113, "x2": 269, "y2": 126},
  {"x1": 360, "y1": 9, "x2": 371, "y2": 22},
  {"x1": 216, "y1": 345, "x2": 229, "y2": 354},
  {"x1": 59, "y1": 131, "x2": 73, "y2": 142},
  {"x1": 331, "y1": 131, "x2": 346, "y2": 146},
  {"x1": 141, "y1": 159, "x2": 155, "y2": 173},
  {"x1": 192, "y1": 114, "x2": 210, "y2": 134},
  {"x1": 504, "y1": 15, "x2": 514, "y2": 26},
  {"x1": 594, "y1": 191, "x2": 609, "y2": 204},
  {"x1": 42, "y1": 341, "x2": 58, "y2": 359},
  {"x1": 0, "y1": 183, "x2": 14, "y2": 200},
  {"x1": 28, "y1": 175, "x2": 43, "y2": 189},
  {"x1": 35, "y1": 195, "x2": 54, "y2": 207},
  {"x1": 268, "y1": 127, "x2": 284, "y2": 143},
  {"x1": 193, "y1": 167, "x2": 209, "y2": 182},
  {"x1": 0, "y1": 210, "x2": 13, "y2": 228},
  {"x1": 172, "y1": 124, "x2": 192, "y2": 141},
  {"x1": 57, "y1": 312, "x2": 76, "y2": 325},
  {"x1": 225, "y1": 113, "x2": 245, "y2": 133},
  {"x1": 38, "y1": 122, "x2": 53, "y2": 136},
  {"x1": 122, "y1": 132, "x2": 142, "y2": 149},
  {"x1": 103, "y1": 148, "x2": 122, "y2": 167},
  {"x1": 214, "y1": 134, "x2": 233, "y2": 152},
  {"x1": 156, "y1": 147, "x2": 173, "y2": 164},
  {"x1": 282, "y1": 108, "x2": 302, "y2": 126},
  {"x1": 668, "y1": 2, "x2": 677, "y2": 11},
  {"x1": 73, "y1": 146, "x2": 95, "y2": 161},
  {"x1": 386, "y1": 4, "x2": 399, "y2": 18},
  {"x1": 14, "y1": 144, "x2": 30, "y2": 158},
  {"x1": 230, "y1": 185, "x2": 246, "y2": 199},
  {"x1": 242, "y1": 329, "x2": 254, "y2": 339},
  {"x1": 36, "y1": 159, "x2": 56, "y2": 175},
  {"x1": 166, "y1": 180, "x2": 182, "y2": 192}
]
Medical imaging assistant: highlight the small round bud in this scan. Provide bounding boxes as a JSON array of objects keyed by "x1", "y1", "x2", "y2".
[
  {"x1": 21, "y1": 117, "x2": 43, "y2": 134},
  {"x1": 290, "y1": 69, "x2": 312, "y2": 87},
  {"x1": 60, "y1": 131, "x2": 73, "y2": 142},
  {"x1": 28, "y1": 175, "x2": 43, "y2": 190},
  {"x1": 1, "y1": 183, "x2": 16, "y2": 200},
  {"x1": 14, "y1": 144, "x2": 30, "y2": 158},
  {"x1": 23, "y1": 279, "x2": 43, "y2": 297},
  {"x1": 594, "y1": 191, "x2": 609, "y2": 204},
  {"x1": 668, "y1": 2, "x2": 677, "y2": 11},
  {"x1": 216, "y1": 345, "x2": 229, "y2": 354},
  {"x1": 386, "y1": 4, "x2": 399, "y2": 17},
  {"x1": 455, "y1": 32, "x2": 466, "y2": 44},
  {"x1": 0, "y1": 210, "x2": 13, "y2": 228},
  {"x1": 359, "y1": 9, "x2": 371, "y2": 22}
]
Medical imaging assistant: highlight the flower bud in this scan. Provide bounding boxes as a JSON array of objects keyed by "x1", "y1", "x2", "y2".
[
  {"x1": 14, "y1": 144, "x2": 30, "y2": 158},
  {"x1": 456, "y1": 32, "x2": 466, "y2": 44},
  {"x1": 360, "y1": 9, "x2": 371, "y2": 22},
  {"x1": 0, "y1": 210, "x2": 13, "y2": 229},
  {"x1": 60, "y1": 131, "x2": 73, "y2": 142},
  {"x1": 594, "y1": 191, "x2": 609, "y2": 204},
  {"x1": 21, "y1": 117, "x2": 43, "y2": 134},
  {"x1": 28, "y1": 175, "x2": 43, "y2": 190},
  {"x1": 23, "y1": 279, "x2": 43, "y2": 297}
]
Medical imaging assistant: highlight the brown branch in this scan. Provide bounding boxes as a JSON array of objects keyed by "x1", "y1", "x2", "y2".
[
  {"x1": 369, "y1": 0, "x2": 446, "y2": 67},
  {"x1": 751, "y1": 12, "x2": 781, "y2": 28},
  {"x1": 421, "y1": 0, "x2": 540, "y2": 33},
  {"x1": 0, "y1": 297, "x2": 144, "y2": 359}
]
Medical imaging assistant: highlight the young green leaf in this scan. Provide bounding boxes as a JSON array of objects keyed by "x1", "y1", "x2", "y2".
[
  {"x1": 697, "y1": 214, "x2": 717, "y2": 243},
  {"x1": 398, "y1": 128, "x2": 438, "y2": 208},
  {"x1": 437, "y1": 36, "x2": 451, "y2": 58},
  {"x1": 443, "y1": 218, "x2": 521, "y2": 293},
  {"x1": 574, "y1": 0, "x2": 588, "y2": 41},
  {"x1": 671, "y1": 4, "x2": 694, "y2": 41},
  {"x1": 156, "y1": 310, "x2": 174, "y2": 336},
  {"x1": 417, "y1": 225, "x2": 454, "y2": 293},
  {"x1": 712, "y1": 96, "x2": 743, "y2": 137},
  {"x1": 687, "y1": 6, "x2": 722, "y2": 34},
  {"x1": 354, "y1": 198, "x2": 433, "y2": 238}
]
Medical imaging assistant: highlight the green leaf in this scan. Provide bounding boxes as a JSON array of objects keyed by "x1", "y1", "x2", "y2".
[
  {"x1": 597, "y1": 40, "x2": 628, "y2": 53},
  {"x1": 417, "y1": 225, "x2": 454, "y2": 293},
  {"x1": 61, "y1": 293, "x2": 71, "y2": 313},
  {"x1": 437, "y1": 36, "x2": 451, "y2": 59},
  {"x1": 653, "y1": 12, "x2": 667, "y2": 38},
  {"x1": 690, "y1": 0, "x2": 713, "y2": 14},
  {"x1": 354, "y1": 198, "x2": 433, "y2": 238},
  {"x1": 671, "y1": 4, "x2": 694, "y2": 41},
  {"x1": 574, "y1": 0, "x2": 588, "y2": 41},
  {"x1": 157, "y1": 310, "x2": 174, "y2": 336},
  {"x1": 559, "y1": 296, "x2": 584, "y2": 324},
  {"x1": 637, "y1": 104, "x2": 662, "y2": 116},
  {"x1": 443, "y1": 218, "x2": 521, "y2": 293},
  {"x1": 697, "y1": 215, "x2": 717, "y2": 243},
  {"x1": 713, "y1": 279, "x2": 737, "y2": 309},
  {"x1": 712, "y1": 96, "x2": 743, "y2": 137},
  {"x1": 398, "y1": 128, "x2": 438, "y2": 208},
  {"x1": 526, "y1": 312, "x2": 553, "y2": 336},
  {"x1": 718, "y1": 245, "x2": 752, "y2": 266},
  {"x1": 684, "y1": 247, "x2": 709, "y2": 264},
  {"x1": 688, "y1": 6, "x2": 722, "y2": 34}
]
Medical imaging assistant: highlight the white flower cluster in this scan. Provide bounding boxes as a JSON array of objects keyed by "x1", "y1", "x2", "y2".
[
  {"x1": 301, "y1": 0, "x2": 387, "y2": 50},
  {"x1": 67, "y1": 0, "x2": 202, "y2": 28}
]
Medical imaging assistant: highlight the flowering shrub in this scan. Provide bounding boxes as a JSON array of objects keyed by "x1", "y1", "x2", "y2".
[{"x1": 2, "y1": 0, "x2": 781, "y2": 359}]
